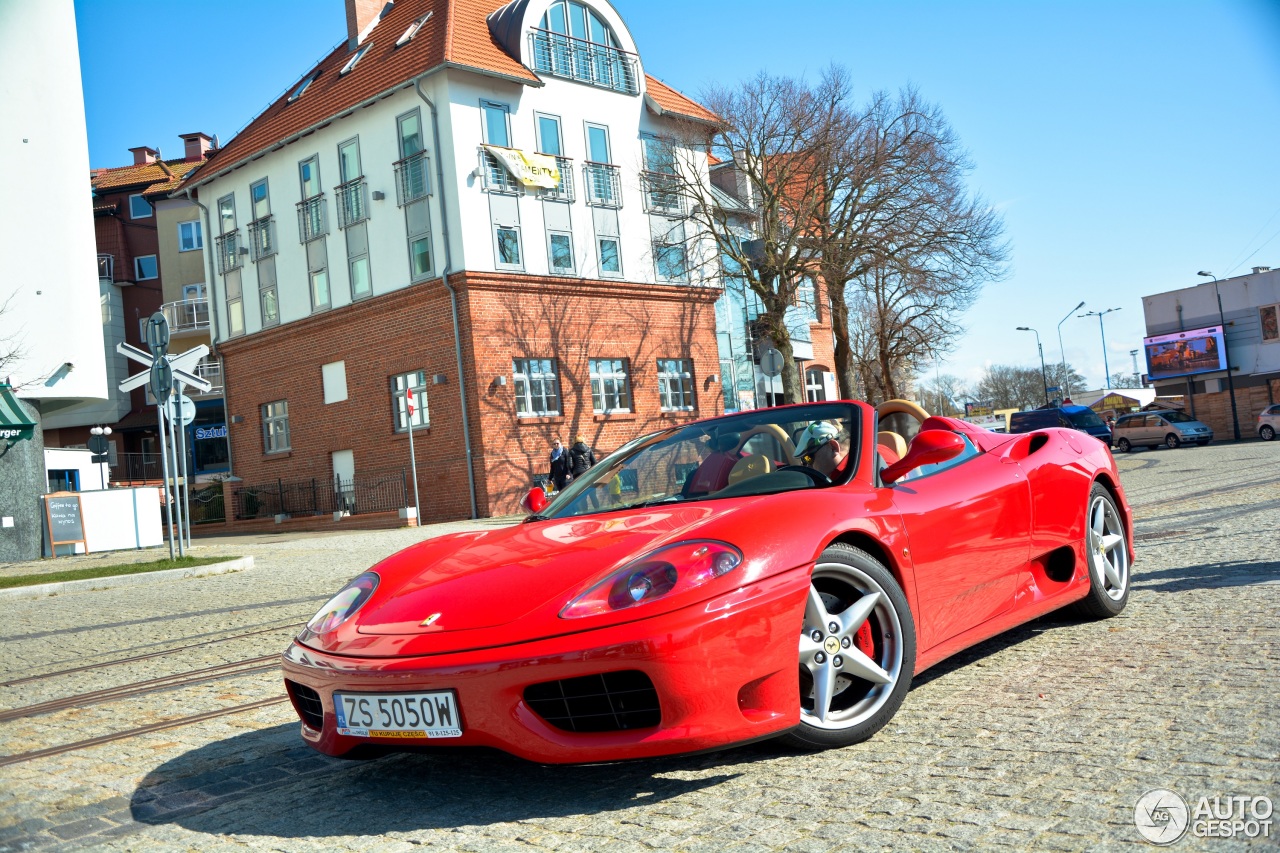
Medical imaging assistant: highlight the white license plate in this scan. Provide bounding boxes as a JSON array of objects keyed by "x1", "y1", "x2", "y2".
[{"x1": 333, "y1": 690, "x2": 462, "y2": 739}]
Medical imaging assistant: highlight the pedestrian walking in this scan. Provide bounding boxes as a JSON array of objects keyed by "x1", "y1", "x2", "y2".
[
  {"x1": 567, "y1": 434, "x2": 596, "y2": 479},
  {"x1": 548, "y1": 437, "x2": 570, "y2": 491}
]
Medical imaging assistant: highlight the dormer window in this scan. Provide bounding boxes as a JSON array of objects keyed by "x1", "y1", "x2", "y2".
[
  {"x1": 340, "y1": 43, "x2": 371, "y2": 75},
  {"x1": 287, "y1": 71, "x2": 320, "y2": 103},
  {"x1": 530, "y1": 1, "x2": 637, "y2": 94},
  {"x1": 396, "y1": 11, "x2": 433, "y2": 47}
]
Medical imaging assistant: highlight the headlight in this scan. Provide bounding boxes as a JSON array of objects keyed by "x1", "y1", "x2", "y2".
[
  {"x1": 305, "y1": 572, "x2": 379, "y2": 634},
  {"x1": 561, "y1": 540, "x2": 743, "y2": 618}
]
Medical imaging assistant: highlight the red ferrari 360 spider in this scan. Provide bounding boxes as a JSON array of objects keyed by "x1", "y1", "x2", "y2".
[{"x1": 282, "y1": 400, "x2": 1134, "y2": 763}]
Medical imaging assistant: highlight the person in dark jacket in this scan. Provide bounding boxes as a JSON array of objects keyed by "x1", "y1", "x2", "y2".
[
  {"x1": 548, "y1": 437, "x2": 570, "y2": 491},
  {"x1": 567, "y1": 435, "x2": 596, "y2": 479}
]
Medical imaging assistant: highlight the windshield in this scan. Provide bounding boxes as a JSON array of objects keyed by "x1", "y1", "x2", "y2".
[
  {"x1": 1162, "y1": 411, "x2": 1196, "y2": 423},
  {"x1": 533, "y1": 403, "x2": 861, "y2": 519},
  {"x1": 1067, "y1": 409, "x2": 1105, "y2": 428}
]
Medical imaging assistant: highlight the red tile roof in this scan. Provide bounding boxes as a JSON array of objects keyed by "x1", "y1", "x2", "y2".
[
  {"x1": 187, "y1": 0, "x2": 716, "y2": 188},
  {"x1": 92, "y1": 159, "x2": 203, "y2": 196},
  {"x1": 644, "y1": 75, "x2": 719, "y2": 125}
]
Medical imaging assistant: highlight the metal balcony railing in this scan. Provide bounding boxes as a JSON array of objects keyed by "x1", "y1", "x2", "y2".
[
  {"x1": 335, "y1": 178, "x2": 368, "y2": 228},
  {"x1": 161, "y1": 298, "x2": 210, "y2": 334},
  {"x1": 543, "y1": 156, "x2": 575, "y2": 202},
  {"x1": 97, "y1": 254, "x2": 114, "y2": 283},
  {"x1": 642, "y1": 171, "x2": 684, "y2": 214},
  {"x1": 479, "y1": 147, "x2": 522, "y2": 194},
  {"x1": 296, "y1": 195, "x2": 328, "y2": 243},
  {"x1": 215, "y1": 232, "x2": 242, "y2": 274},
  {"x1": 248, "y1": 217, "x2": 276, "y2": 260},
  {"x1": 583, "y1": 162, "x2": 622, "y2": 208},
  {"x1": 528, "y1": 29, "x2": 639, "y2": 95},
  {"x1": 193, "y1": 358, "x2": 224, "y2": 395},
  {"x1": 394, "y1": 152, "x2": 431, "y2": 206}
]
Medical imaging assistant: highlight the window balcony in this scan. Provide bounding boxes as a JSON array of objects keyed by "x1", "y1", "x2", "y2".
[
  {"x1": 97, "y1": 254, "x2": 114, "y2": 284},
  {"x1": 543, "y1": 156, "x2": 575, "y2": 203},
  {"x1": 335, "y1": 178, "x2": 369, "y2": 228},
  {"x1": 528, "y1": 29, "x2": 639, "y2": 95},
  {"x1": 642, "y1": 171, "x2": 684, "y2": 215},
  {"x1": 479, "y1": 147, "x2": 522, "y2": 194},
  {"x1": 193, "y1": 358, "x2": 224, "y2": 396},
  {"x1": 215, "y1": 232, "x2": 243, "y2": 274},
  {"x1": 394, "y1": 152, "x2": 431, "y2": 206},
  {"x1": 248, "y1": 217, "x2": 276, "y2": 261},
  {"x1": 583, "y1": 162, "x2": 622, "y2": 208},
  {"x1": 296, "y1": 195, "x2": 329, "y2": 243},
  {"x1": 161, "y1": 298, "x2": 210, "y2": 335}
]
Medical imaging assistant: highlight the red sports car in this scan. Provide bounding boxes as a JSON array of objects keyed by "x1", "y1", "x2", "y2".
[{"x1": 282, "y1": 400, "x2": 1134, "y2": 763}]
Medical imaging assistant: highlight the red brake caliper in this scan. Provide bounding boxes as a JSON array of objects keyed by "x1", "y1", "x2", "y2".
[{"x1": 853, "y1": 618, "x2": 875, "y2": 657}]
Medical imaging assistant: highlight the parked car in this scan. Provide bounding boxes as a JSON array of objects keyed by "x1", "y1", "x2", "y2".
[
  {"x1": 1008, "y1": 405, "x2": 1113, "y2": 447},
  {"x1": 283, "y1": 399, "x2": 1133, "y2": 763},
  {"x1": 1112, "y1": 410, "x2": 1213, "y2": 452},
  {"x1": 1259, "y1": 404, "x2": 1280, "y2": 441}
]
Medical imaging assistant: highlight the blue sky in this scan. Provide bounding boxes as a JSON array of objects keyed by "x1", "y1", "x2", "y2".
[{"x1": 75, "y1": 0, "x2": 1280, "y2": 391}]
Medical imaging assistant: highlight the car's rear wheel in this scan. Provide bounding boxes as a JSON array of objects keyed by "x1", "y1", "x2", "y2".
[
  {"x1": 1071, "y1": 483, "x2": 1131, "y2": 619},
  {"x1": 1116, "y1": 437, "x2": 1131, "y2": 453},
  {"x1": 1262, "y1": 425, "x2": 1276, "y2": 441},
  {"x1": 1165, "y1": 433, "x2": 1181, "y2": 449},
  {"x1": 781, "y1": 544, "x2": 915, "y2": 750}
]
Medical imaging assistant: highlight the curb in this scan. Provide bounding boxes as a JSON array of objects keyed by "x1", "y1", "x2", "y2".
[{"x1": 0, "y1": 556, "x2": 256, "y2": 601}]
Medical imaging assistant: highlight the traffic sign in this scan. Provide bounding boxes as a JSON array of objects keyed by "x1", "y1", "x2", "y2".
[
  {"x1": 760, "y1": 347, "x2": 785, "y2": 378},
  {"x1": 117, "y1": 343, "x2": 211, "y2": 395},
  {"x1": 150, "y1": 360, "x2": 173, "y2": 401},
  {"x1": 87, "y1": 434, "x2": 109, "y2": 455},
  {"x1": 165, "y1": 394, "x2": 196, "y2": 427},
  {"x1": 145, "y1": 312, "x2": 171, "y2": 358}
]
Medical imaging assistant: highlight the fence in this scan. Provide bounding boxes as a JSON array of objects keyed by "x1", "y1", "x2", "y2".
[
  {"x1": 232, "y1": 467, "x2": 408, "y2": 521},
  {"x1": 187, "y1": 483, "x2": 226, "y2": 525}
]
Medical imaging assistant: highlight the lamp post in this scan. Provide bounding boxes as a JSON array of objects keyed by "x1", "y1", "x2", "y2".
[
  {"x1": 1079, "y1": 307, "x2": 1121, "y2": 389},
  {"x1": 1196, "y1": 271, "x2": 1241, "y2": 440},
  {"x1": 1016, "y1": 327, "x2": 1050, "y2": 405},
  {"x1": 1057, "y1": 300, "x2": 1085, "y2": 398},
  {"x1": 89, "y1": 425, "x2": 112, "y2": 490}
]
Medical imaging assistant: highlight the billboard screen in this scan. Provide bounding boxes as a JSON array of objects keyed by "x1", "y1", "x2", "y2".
[{"x1": 1143, "y1": 326, "x2": 1227, "y2": 381}]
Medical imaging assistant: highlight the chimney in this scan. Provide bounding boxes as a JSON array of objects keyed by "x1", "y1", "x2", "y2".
[
  {"x1": 1253, "y1": 266, "x2": 1271, "y2": 274},
  {"x1": 346, "y1": 0, "x2": 389, "y2": 50},
  {"x1": 129, "y1": 146, "x2": 159, "y2": 165},
  {"x1": 180, "y1": 132, "x2": 214, "y2": 161}
]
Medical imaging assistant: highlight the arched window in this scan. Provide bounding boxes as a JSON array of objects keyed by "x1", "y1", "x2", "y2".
[{"x1": 531, "y1": 1, "x2": 636, "y2": 93}]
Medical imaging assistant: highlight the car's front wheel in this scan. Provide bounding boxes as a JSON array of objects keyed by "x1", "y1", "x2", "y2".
[
  {"x1": 1116, "y1": 437, "x2": 1131, "y2": 453},
  {"x1": 1071, "y1": 483, "x2": 1131, "y2": 619},
  {"x1": 1262, "y1": 425, "x2": 1276, "y2": 441},
  {"x1": 1165, "y1": 433, "x2": 1181, "y2": 449},
  {"x1": 781, "y1": 544, "x2": 915, "y2": 750}
]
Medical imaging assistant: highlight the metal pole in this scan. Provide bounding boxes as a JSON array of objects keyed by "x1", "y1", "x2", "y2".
[
  {"x1": 1037, "y1": 340, "x2": 1049, "y2": 405},
  {"x1": 156, "y1": 406, "x2": 175, "y2": 559},
  {"x1": 1205, "y1": 275, "x2": 1243, "y2": 440},
  {"x1": 1099, "y1": 313, "x2": 1112, "y2": 390},
  {"x1": 177, "y1": 394, "x2": 191, "y2": 550},
  {"x1": 166, "y1": 393, "x2": 185, "y2": 557},
  {"x1": 407, "y1": 393, "x2": 421, "y2": 524},
  {"x1": 1057, "y1": 301, "x2": 1084, "y2": 398}
]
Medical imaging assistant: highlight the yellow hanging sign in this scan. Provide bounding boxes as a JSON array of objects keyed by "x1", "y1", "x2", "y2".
[{"x1": 483, "y1": 145, "x2": 561, "y2": 189}]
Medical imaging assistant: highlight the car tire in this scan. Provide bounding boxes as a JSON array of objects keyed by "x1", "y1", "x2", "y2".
[
  {"x1": 781, "y1": 544, "x2": 916, "y2": 750},
  {"x1": 1262, "y1": 425, "x2": 1276, "y2": 441},
  {"x1": 1116, "y1": 437, "x2": 1131, "y2": 453},
  {"x1": 1164, "y1": 433, "x2": 1181, "y2": 449},
  {"x1": 1070, "y1": 483, "x2": 1131, "y2": 620}
]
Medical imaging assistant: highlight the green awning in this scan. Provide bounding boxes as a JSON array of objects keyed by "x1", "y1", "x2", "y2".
[{"x1": 0, "y1": 384, "x2": 37, "y2": 445}]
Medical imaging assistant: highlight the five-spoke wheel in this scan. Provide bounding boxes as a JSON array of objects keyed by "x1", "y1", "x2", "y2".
[
  {"x1": 1164, "y1": 433, "x2": 1181, "y2": 449},
  {"x1": 1115, "y1": 437, "x2": 1131, "y2": 453},
  {"x1": 782, "y1": 545, "x2": 915, "y2": 749},
  {"x1": 1072, "y1": 483, "x2": 1131, "y2": 618}
]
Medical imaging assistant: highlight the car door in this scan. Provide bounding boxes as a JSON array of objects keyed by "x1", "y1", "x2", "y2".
[{"x1": 889, "y1": 433, "x2": 1032, "y2": 651}]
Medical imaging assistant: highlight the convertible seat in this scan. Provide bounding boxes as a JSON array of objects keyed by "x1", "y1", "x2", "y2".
[
  {"x1": 725, "y1": 453, "x2": 772, "y2": 486},
  {"x1": 876, "y1": 430, "x2": 908, "y2": 463},
  {"x1": 685, "y1": 451, "x2": 741, "y2": 494}
]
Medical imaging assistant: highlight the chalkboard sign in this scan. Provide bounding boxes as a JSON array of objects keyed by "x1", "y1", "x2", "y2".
[{"x1": 44, "y1": 494, "x2": 88, "y2": 555}]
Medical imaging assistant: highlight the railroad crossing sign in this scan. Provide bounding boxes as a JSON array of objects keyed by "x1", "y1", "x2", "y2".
[
  {"x1": 150, "y1": 360, "x2": 173, "y2": 401},
  {"x1": 165, "y1": 394, "x2": 196, "y2": 427},
  {"x1": 760, "y1": 347, "x2": 785, "y2": 378},
  {"x1": 117, "y1": 342, "x2": 212, "y2": 396},
  {"x1": 145, "y1": 312, "x2": 170, "y2": 358}
]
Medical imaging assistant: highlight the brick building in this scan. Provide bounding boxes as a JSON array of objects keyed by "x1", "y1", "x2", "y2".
[{"x1": 181, "y1": 0, "x2": 825, "y2": 522}]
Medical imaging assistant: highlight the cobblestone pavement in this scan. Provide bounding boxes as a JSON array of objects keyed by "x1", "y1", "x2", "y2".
[{"x1": 1, "y1": 442, "x2": 1276, "y2": 851}]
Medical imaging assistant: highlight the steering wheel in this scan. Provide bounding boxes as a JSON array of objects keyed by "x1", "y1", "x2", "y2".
[
  {"x1": 777, "y1": 464, "x2": 832, "y2": 486},
  {"x1": 875, "y1": 399, "x2": 931, "y2": 449}
]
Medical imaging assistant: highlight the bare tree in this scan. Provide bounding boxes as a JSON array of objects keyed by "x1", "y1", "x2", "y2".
[
  {"x1": 976, "y1": 365, "x2": 1050, "y2": 411},
  {"x1": 0, "y1": 291, "x2": 26, "y2": 387},
  {"x1": 916, "y1": 372, "x2": 971, "y2": 416},
  {"x1": 1045, "y1": 362, "x2": 1087, "y2": 399}
]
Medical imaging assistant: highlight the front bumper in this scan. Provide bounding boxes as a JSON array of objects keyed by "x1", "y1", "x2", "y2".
[{"x1": 281, "y1": 566, "x2": 809, "y2": 764}]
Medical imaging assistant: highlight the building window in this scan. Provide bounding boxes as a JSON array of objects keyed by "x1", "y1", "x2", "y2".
[
  {"x1": 548, "y1": 230, "x2": 574, "y2": 274},
  {"x1": 652, "y1": 219, "x2": 688, "y2": 282},
  {"x1": 657, "y1": 358, "x2": 695, "y2": 411},
  {"x1": 806, "y1": 367, "x2": 827, "y2": 402},
  {"x1": 248, "y1": 180, "x2": 276, "y2": 261},
  {"x1": 287, "y1": 71, "x2": 319, "y2": 103},
  {"x1": 217, "y1": 194, "x2": 236, "y2": 235},
  {"x1": 129, "y1": 194, "x2": 153, "y2": 219},
  {"x1": 397, "y1": 110, "x2": 433, "y2": 280},
  {"x1": 482, "y1": 100, "x2": 511, "y2": 147},
  {"x1": 536, "y1": 113, "x2": 562, "y2": 156},
  {"x1": 310, "y1": 270, "x2": 330, "y2": 309},
  {"x1": 259, "y1": 256, "x2": 279, "y2": 327},
  {"x1": 598, "y1": 237, "x2": 622, "y2": 276},
  {"x1": 589, "y1": 358, "x2": 631, "y2": 413},
  {"x1": 392, "y1": 371, "x2": 428, "y2": 431},
  {"x1": 795, "y1": 278, "x2": 819, "y2": 322},
  {"x1": 297, "y1": 156, "x2": 328, "y2": 243},
  {"x1": 133, "y1": 255, "x2": 158, "y2": 280},
  {"x1": 178, "y1": 220, "x2": 203, "y2": 252},
  {"x1": 396, "y1": 11, "x2": 433, "y2": 46},
  {"x1": 513, "y1": 358, "x2": 561, "y2": 417},
  {"x1": 336, "y1": 137, "x2": 368, "y2": 228},
  {"x1": 339, "y1": 43, "x2": 370, "y2": 75},
  {"x1": 262, "y1": 400, "x2": 290, "y2": 453},
  {"x1": 406, "y1": 196, "x2": 432, "y2": 280},
  {"x1": 495, "y1": 224, "x2": 523, "y2": 270},
  {"x1": 530, "y1": 1, "x2": 638, "y2": 95},
  {"x1": 250, "y1": 179, "x2": 271, "y2": 220},
  {"x1": 641, "y1": 133, "x2": 682, "y2": 214}
]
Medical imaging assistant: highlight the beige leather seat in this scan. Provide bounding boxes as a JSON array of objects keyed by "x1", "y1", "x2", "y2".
[
  {"x1": 876, "y1": 430, "x2": 908, "y2": 462},
  {"x1": 725, "y1": 453, "x2": 772, "y2": 487}
]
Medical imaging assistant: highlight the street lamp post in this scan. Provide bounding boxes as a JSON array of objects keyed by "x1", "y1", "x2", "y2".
[
  {"x1": 1079, "y1": 307, "x2": 1122, "y2": 389},
  {"x1": 1057, "y1": 300, "x2": 1085, "y2": 398},
  {"x1": 1196, "y1": 271, "x2": 1241, "y2": 440},
  {"x1": 1016, "y1": 326, "x2": 1050, "y2": 405},
  {"x1": 89, "y1": 425, "x2": 112, "y2": 490}
]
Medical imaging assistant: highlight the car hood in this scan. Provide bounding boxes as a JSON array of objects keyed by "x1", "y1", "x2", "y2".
[{"x1": 321, "y1": 502, "x2": 742, "y2": 656}]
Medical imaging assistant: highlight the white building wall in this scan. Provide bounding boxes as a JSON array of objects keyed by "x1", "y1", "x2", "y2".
[{"x1": 0, "y1": 0, "x2": 107, "y2": 402}]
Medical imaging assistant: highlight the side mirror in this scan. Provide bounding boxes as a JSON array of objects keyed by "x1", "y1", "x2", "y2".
[
  {"x1": 882, "y1": 430, "x2": 966, "y2": 484},
  {"x1": 521, "y1": 486, "x2": 548, "y2": 514}
]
